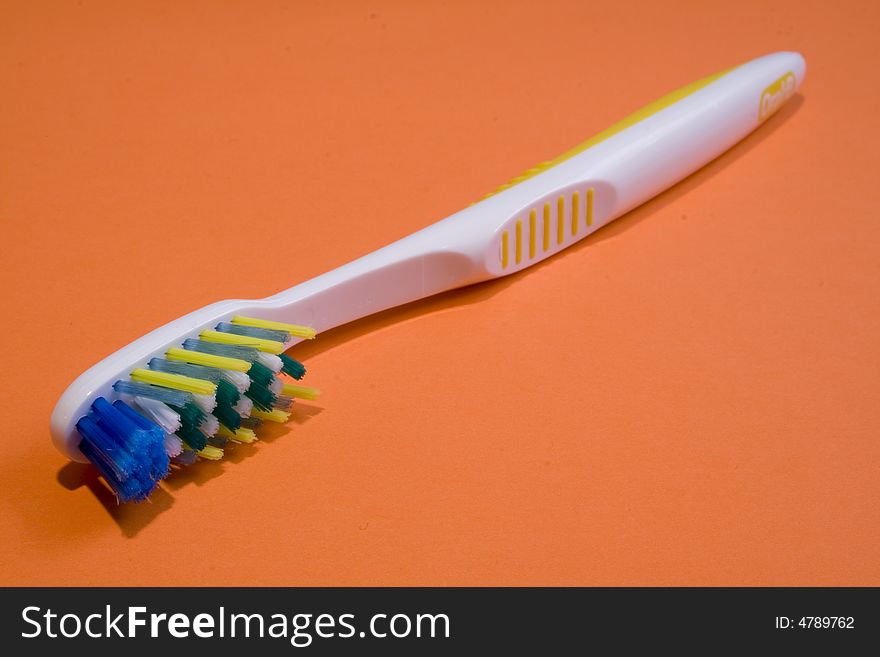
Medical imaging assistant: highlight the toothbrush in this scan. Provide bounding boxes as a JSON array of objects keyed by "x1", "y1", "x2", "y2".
[{"x1": 51, "y1": 51, "x2": 805, "y2": 502}]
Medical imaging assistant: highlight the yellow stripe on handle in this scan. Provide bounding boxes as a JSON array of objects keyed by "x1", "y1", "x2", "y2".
[
  {"x1": 166, "y1": 347, "x2": 251, "y2": 373},
  {"x1": 200, "y1": 329, "x2": 285, "y2": 354},
  {"x1": 586, "y1": 187, "x2": 594, "y2": 226},
  {"x1": 130, "y1": 368, "x2": 217, "y2": 395},
  {"x1": 529, "y1": 209, "x2": 537, "y2": 258},
  {"x1": 481, "y1": 64, "x2": 736, "y2": 200},
  {"x1": 557, "y1": 196, "x2": 565, "y2": 245},
  {"x1": 515, "y1": 219, "x2": 522, "y2": 264},
  {"x1": 543, "y1": 202, "x2": 551, "y2": 251},
  {"x1": 231, "y1": 316, "x2": 317, "y2": 340}
]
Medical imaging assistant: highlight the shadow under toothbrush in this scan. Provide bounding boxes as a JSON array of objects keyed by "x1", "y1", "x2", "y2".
[
  {"x1": 160, "y1": 403, "x2": 322, "y2": 491},
  {"x1": 56, "y1": 402, "x2": 323, "y2": 537},
  {"x1": 57, "y1": 462, "x2": 176, "y2": 538},
  {"x1": 292, "y1": 95, "x2": 805, "y2": 362},
  {"x1": 54, "y1": 94, "x2": 802, "y2": 537}
]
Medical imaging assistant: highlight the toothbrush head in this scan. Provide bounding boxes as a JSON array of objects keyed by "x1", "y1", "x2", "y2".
[{"x1": 51, "y1": 311, "x2": 319, "y2": 503}]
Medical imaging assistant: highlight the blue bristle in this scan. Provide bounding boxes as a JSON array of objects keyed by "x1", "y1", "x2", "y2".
[
  {"x1": 112, "y1": 399, "x2": 169, "y2": 482},
  {"x1": 215, "y1": 322, "x2": 290, "y2": 343},
  {"x1": 75, "y1": 397, "x2": 169, "y2": 503},
  {"x1": 148, "y1": 357, "x2": 222, "y2": 382},
  {"x1": 77, "y1": 415, "x2": 151, "y2": 503},
  {"x1": 182, "y1": 338, "x2": 259, "y2": 362},
  {"x1": 75, "y1": 417, "x2": 127, "y2": 482},
  {"x1": 112, "y1": 379, "x2": 191, "y2": 407}
]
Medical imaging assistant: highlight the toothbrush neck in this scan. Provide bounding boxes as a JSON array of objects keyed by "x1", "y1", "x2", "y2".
[{"x1": 262, "y1": 224, "x2": 488, "y2": 333}]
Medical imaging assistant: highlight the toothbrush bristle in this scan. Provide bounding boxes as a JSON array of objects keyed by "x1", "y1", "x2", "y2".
[
  {"x1": 221, "y1": 369, "x2": 251, "y2": 393},
  {"x1": 199, "y1": 329, "x2": 286, "y2": 355},
  {"x1": 183, "y1": 338, "x2": 259, "y2": 363},
  {"x1": 132, "y1": 396, "x2": 182, "y2": 434},
  {"x1": 245, "y1": 382, "x2": 277, "y2": 412},
  {"x1": 171, "y1": 449, "x2": 198, "y2": 467},
  {"x1": 232, "y1": 396, "x2": 253, "y2": 417},
  {"x1": 214, "y1": 378, "x2": 240, "y2": 407},
  {"x1": 279, "y1": 353, "x2": 306, "y2": 379},
  {"x1": 251, "y1": 408, "x2": 291, "y2": 423},
  {"x1": 281, "y1": 383, "x2": 321, "y2": 401},
  {"x1": 215, "y1": 322, "x2": 290, "y2": 344},
  {"x1": 256, "y1": 351, "x2": 284, "y2": 373},
  {"x1": 164, "y1": 433, "x2": 184, "y2": 458},
  {"x1": 231, "y1": 315, "x2": 316, "y2": 340},
  {"x1": 213, "y1": 402, "x2": 243, "y2": 431},
  {"x1": 148, "y1": 357, "x2": 222, "y2": 382},
  {"x1": 113, "y1": 379, "x2": 190, "y2": 407},
  {"x1": 73, "y1": 315, "x2": 318, "y2": 503},
  {"x1": 246, "y1": 361, "x2": 275, "y2": 388},
  {"x1": 75, "y1": 398, "x2": 169, "y2": 503},
  {"x1": 220, "y1": 426, "x2": 257, "y2": 444},
  {"x1": 197, "y1": 445, "x2": 224, "y2": 460},
  {"x1": 199, "y1": 414, "x2": 219, "y2": 437}
]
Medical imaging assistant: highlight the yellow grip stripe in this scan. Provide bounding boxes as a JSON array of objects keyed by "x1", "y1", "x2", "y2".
[{"x1": 483, "y1": 64, "x2": 736, "y2": 199}]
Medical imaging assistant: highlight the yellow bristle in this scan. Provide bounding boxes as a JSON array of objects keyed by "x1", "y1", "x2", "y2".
[
  {"x1": 217, "y1": 425, "x2": 258, "y2": 444},
  {"x1": 166, "y1": 347, "x2": 251, "y2": 373},
  {"x1": 197, "y1": 446, "x2": 224, "y2": 460},
  {"x1": 232, "y1": 315, "x2": 317, "y2": 340},
  {"x1": 251, "y1": 408, "x2": 291, "y2": 423},
  {"x1": 200, "y1": 329, "x2": 285, "y2": 355},
  {"x1": 130, "y1": 369, "x2": 216, "y2": 396},
  {"x1": 281, "y1": 383, "x2": 320, "y2": 400}
]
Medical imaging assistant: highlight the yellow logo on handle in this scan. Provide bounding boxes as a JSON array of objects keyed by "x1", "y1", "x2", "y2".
[{"x1": 759, "y1": 72, "x2": 796, "y2": 121}]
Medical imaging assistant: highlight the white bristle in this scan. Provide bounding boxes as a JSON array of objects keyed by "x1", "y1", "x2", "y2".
[
  {"x1": 133, "y1": 396, "x2": 181, "y2": 434},
  {"x1": 269, "y1": 378, "x2": 283, "y2": 395},
  {"x1": 164, "y1": 434, "x2": 183, "y2": 458},
  {"x1": 222, "y1": 369, "x2": 251, "y2": 394},
  {"x1": 192, "y1": 393, "x2": 217, "y2": 413},
  {"x1": 257, "y1": 352, "x2": 283, "y2": 373},
  {"x1": 234, "y1": 396, "x2": 254, "y2": 417},
  {"x1": 199, "y1": 415, "x2": 219, "y2": 437}
]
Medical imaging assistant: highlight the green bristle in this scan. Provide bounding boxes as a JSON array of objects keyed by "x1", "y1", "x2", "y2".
[
  {"x1": 248, "y1": 360, "x2": 275, "y2": 388},
  {"x1": 168, "y1": 402, "x2": 209, "y2": 452},
  {"x1": 170, "y1": 402, "x2": 206, "y2": 434},
  {"x1": 246, "y1": 383, "x2": 276, "y2": 412},
  {"x1": 213, "y1": 403, "x2": 242, "y2": 431},
  {"x1": 215, "y1": 378, "x2": 240, "y2": 407},
  {"x1": 178, "y1": 425, "x2": 208, "y2": 451},
  {"x1": 279, "y1": 353, "x2": 306, "y2": 380}
]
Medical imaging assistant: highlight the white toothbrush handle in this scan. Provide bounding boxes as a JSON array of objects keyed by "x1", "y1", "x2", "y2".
[{"x1": 254, "y1": 51, "x2": 805, "y2": 332}]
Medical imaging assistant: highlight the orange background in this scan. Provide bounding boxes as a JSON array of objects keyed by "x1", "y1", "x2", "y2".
[{"x1": 1, "y1": 0, "x2": 878, "y2": 586}]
